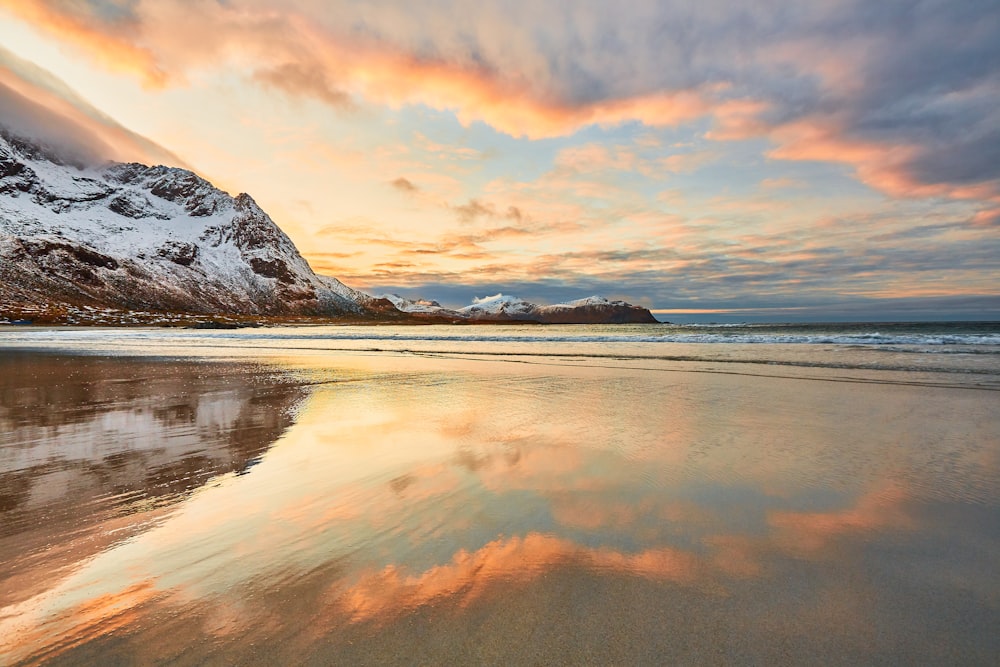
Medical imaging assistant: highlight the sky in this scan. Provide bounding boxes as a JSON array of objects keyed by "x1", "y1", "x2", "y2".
[{"x1": 0, "y1": 0, "x2": 998, "y2": 321}]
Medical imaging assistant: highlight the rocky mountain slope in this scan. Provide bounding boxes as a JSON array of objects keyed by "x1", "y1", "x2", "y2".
[
  {"x1": 0, "y1": 129, "x2": 399, "y2": 323},
  {"x1": 383, "y1": 293, "x2": 658, "y2": 324}
]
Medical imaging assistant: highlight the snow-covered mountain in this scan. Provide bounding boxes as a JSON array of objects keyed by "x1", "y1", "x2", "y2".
[
  {"x1": 381, "y1": 294, "x2": 452, "y2": 315},
  {"x1": 383, "y1": 293, "x2": 658, "y2": 324},
  {"x1": 0, "y1": 129, "x2": 399, "y2": 322}
]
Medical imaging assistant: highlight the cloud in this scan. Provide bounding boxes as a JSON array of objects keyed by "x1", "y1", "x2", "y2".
[
  {"x1": 1, "y1": 1, "x2": 720, "y2": 138},
  {"x1": 333, "y1": 213, "x2": 1000, "y2": 316},
  {"x1": 6, "y1": 0, "x2": 997, "y2": 213},
  {"x1": 452, "y1": 198, "x2": 496, "y2": 223},
  {"x1": 389, "y1": 176, "x2": 418, "y2": 193},
  {"x1": 759, "y1": 177, "x2": 804, "y2": 190},
  {"x1": 0, "y1": 0, "x2": 167, "y2": 85},
  {"x1": 412, "y1": 132, "x2": 483, "y2": 161},
  {"x1": 448, "y1": 198, "x2": 532, "y2": 225},
  {"x1": 0, "y1": 45, "x2": 184, "y2": 166},
  {"x1": 7, "y1": 0, "x2": 999, "y2": 299},
  {"x1": 554, "y1": 143, "x2": 638, "y2": 174},
  {"x1": 251, "y1": 61, "x2": 352, "y2": 108}
]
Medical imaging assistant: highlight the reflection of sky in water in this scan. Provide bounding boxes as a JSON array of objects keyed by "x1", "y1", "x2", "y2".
[{"x1": 1, "y1": 352, "x2": 998, "y2": 664}]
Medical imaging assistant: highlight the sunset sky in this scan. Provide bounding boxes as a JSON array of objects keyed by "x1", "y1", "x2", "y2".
[{"x1": 1, "y1": 0, "x2": 997, "y2": 320}]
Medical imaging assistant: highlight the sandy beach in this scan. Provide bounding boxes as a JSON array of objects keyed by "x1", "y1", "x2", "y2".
[{"x1": 2, "y1": 326, "x2": 999, "y2": 664}]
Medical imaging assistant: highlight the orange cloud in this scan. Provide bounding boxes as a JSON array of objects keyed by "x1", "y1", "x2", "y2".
[
  {"x1": 711, "y1": 106, "x2": 1000, "y2": 218},
  {"x1": 767, "y1": 119, "x2": 924, "y2": 196},
  {"x1": 0, "y1": 1, "x2": 714, "y2": 139},
  {"x1": 6, "y1": 0, "x2": 997, "y2": 235},
  {"x1": 269, "y1": 40, "x2": 715, "y2": 138},
  {"x1": 705, "y1": 98, "x2": 772, "y2": 141},
  {"x1": 0, "y1": 0, "x2": 167, "y2": 86}
]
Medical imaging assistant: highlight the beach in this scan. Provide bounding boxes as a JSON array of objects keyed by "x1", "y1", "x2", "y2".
[{"x1": 1, "y1": 324, "x2": 998, "y2": 664}]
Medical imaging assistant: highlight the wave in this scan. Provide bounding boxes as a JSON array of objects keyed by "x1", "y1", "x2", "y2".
[
  {"x1": 28, "y1": 327, "x2": 1000, "y2": 348},
  {"x1": 202, "y1": 331, "x2": 1000, "y2": 346}
]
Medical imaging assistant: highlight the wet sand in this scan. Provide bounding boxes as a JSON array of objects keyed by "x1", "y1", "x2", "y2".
[{"x1": 1, "y1": 347, "x2": 998, "y2": 665}]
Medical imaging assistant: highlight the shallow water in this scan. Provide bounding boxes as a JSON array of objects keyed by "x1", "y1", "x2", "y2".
[
  {"x1": 3, "y1": 322, "x2": 1000, "y2": 381},
  {"x1": 1, "y1": 327, "x2": 998, "y2": 664}
]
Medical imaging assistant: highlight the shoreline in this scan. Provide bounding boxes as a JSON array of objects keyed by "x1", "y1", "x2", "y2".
[{"x1": 2, "y1": 333, "x2": 997, "y2": 395}]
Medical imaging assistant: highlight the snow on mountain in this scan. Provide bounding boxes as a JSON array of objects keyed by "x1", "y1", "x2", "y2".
[
  {"x1": 459, "y1": 293, "x2": 537, "y2": 318},
  {"x1": 384, "y1": 292, "x2": 657, "y2": 324},
  {"x1": 553, "y1": 296, "x2": 617, "y2": 308},
  {"x1": 379, "y1": 293, "x2": 451, "y2": 315},
  {"x1": 0, "y1": 129, "x2": 400, "y2": 321}
]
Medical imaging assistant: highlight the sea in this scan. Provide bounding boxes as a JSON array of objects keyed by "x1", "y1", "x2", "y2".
[
  {"x1": 2, "y1": 320, "x2": 999, "y2": 386},
  {"x1": 1, "y1": 321, "x2": 998, "y2": 664}
]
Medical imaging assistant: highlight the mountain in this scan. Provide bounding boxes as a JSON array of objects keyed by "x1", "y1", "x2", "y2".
[
  {"x1": 383, "y1": 293, "x2": 658, "y2": 324},
  {"x1": 0, "y1": 129, "x2": 400, "y2": 324},
  {"x1": 0, "y1": 128, "x2": 657, "y2": 326}
]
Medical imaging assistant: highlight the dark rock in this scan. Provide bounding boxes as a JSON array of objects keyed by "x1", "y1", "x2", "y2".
[
  {"x1": 148, "y1": 171, "x2": 201, "y2": 202},
  {"x1": 280, "y1": 286, "x2": 318, "y2": 302},
  {"x1": 249, "y1": 257, "x2": 295, "y2": 283},
  {"x1": 26, "y1": 240, "x2": 119, "y2": 270},
  {"x1": 146, "y1": 169, "x2": 222, "y2": 216},
  {"x1": 365, "y1": 296, "x2": 405, "y2": 315},
  {"x1": 0, "y1": 162, "x2": 35, "y2": 194},
  {"x1": 0, "y1": 154, "x2": 27, "y2": 179},
  {"x1": 103, "y1": 162, "x2": 149, "y2": 185},
  {"x1": 156, "y1": 241, "x2": 199, "y2": 267},
  {"x1": 108, "y1": 191, "x2": 169, "y2": 219},
  {"x1": 230, "y1": 194, "x2": 284, "y2": 250},
  {"x1": 71, "y1": 265, "x2": 102, "y2": 287}
]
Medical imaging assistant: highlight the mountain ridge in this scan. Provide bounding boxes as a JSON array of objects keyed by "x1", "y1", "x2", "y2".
[
  {"x1": 382, "y1": 293, "x2": 658, "y2": 324},
  {"x1": 0, "y1": 128, "x2": 402, "y2": 323}
]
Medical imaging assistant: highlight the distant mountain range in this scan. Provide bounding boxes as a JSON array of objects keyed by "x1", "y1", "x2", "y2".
[
  {"x1": 0, "y1": 128, "x2": 656, "y2": 326},
  {"x1": 382, "y1": 293, "x2": 657, "y2": 324}
]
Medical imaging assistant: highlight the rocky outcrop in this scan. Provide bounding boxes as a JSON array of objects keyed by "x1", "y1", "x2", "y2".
[{"x1": 531, "y1": 298, "x2": 659, "y2": 324}]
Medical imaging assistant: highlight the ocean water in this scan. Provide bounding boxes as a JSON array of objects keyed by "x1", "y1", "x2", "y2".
[
  {"x1": 1, "y1": 323, "x2": 998, "y2": 664},
  {"x1": 3, "y1": 320, "x2": 1000, "y2": 373}
]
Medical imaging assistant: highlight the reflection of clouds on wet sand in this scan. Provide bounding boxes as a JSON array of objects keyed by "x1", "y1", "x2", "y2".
[
  {"x1": 0, "y1": 354, "x2": 307, "y2": 615},
  {"x1": 331, "y1": 533, "x2": 706, "y2": 624},
  {"x1": 1, "y1": 352, "x2": 998, "y2": 664},
  {"x1": 767, "y1": 483, "x2": 915, "y2": 558}
]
